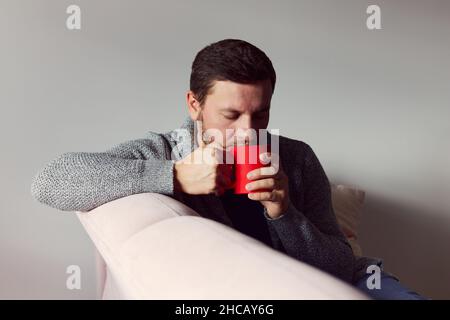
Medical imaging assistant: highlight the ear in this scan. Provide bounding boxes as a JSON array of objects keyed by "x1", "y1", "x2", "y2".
[{"x1": 186, "y1": 91, "x2": 203, "y2": 121}]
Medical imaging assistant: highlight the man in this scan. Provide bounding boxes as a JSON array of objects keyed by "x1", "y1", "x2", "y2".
[{"x1": 31, "y1": 39, "x2": 426, "y2": 299}]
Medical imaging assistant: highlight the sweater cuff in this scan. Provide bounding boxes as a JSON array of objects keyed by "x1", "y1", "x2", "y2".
[
  {"x1": 141, "y1": 159, "x2": 176, "y2": 196},
  {"x1": 263, "y1": 201, "x2": 298, "y2": 222},
  {"x1": 264, "y1": 202, "x2": 304, "y2": 225}
]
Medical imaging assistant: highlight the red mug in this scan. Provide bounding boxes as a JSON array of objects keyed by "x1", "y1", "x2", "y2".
[{"x1": 231, "y1": 144, "x2": 271, "y2": 194}]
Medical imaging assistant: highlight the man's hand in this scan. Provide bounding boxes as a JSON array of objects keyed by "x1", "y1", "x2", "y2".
[
  {"x1": 174, "y1": 124, "x2": 234, "y2": 196},
  {"x1": 245, "y1": 152, "x2": 290, "y2": 219}
]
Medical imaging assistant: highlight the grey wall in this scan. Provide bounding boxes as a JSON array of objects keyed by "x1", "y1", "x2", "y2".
[{"x1": 1, "y1": 0, "x2": 449, "y2": 299}]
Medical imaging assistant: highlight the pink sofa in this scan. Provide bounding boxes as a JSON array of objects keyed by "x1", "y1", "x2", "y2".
[{"x1": 76, "y1": 192, "x2": 368, "y2": 300}]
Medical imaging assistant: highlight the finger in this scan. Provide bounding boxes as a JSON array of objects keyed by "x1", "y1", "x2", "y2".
[
  {"x1": 259, "y1": 152, "x2": 271, "y2": 165},
  {"x1": 248, "y1": 190, "x2": 278, "y2": 202},
  {"x1": 209, "y1": 136, "x2": 238, "y2": 165},
  {"x1": 196, "y1": 120, "x2": 206, "y2": 148},
  {"x1": 260, "y1": 152, "x2": 280, "y2": 172},
  {"x1": 245, "y1": 178, "x2": 276, "y2": 192},
  {"x1": 247, "y1": 166, "x2": 278, "y2": 180},
  {"x1": 197, "y1": 122, "x2": 221, "y2": 147},
  {"x1": 207, "y1": 141, "x2": 228, "y2": 164},
  {"x1": 260, "y1": 165, "x2": 280, "y2": 176}
]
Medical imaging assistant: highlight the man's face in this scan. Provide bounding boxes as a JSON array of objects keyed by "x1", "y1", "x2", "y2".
[{"x1": 187, "y1": 79, "x2": 272, "y2": 147}]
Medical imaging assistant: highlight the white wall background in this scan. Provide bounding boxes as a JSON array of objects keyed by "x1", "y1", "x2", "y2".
[{"x1": 1, "y1": 0, "x2": 449, "y2": 299}]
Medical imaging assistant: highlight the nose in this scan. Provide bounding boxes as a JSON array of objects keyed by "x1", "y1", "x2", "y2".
[
  {"x1": 232, "y1": 114, "x2": 249, "y2": 129},
  {"x1": 234, "y1": 117, "x2": 258, "y2": 145}
]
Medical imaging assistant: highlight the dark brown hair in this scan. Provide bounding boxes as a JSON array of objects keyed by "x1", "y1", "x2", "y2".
[{"x1": 190, "y1": 39, "x2": 276, "y2": 106}]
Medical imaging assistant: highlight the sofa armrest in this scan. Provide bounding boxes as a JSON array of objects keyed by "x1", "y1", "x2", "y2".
[{"x1": 77, "y1": 193, "x2": 368, "y2": 299}]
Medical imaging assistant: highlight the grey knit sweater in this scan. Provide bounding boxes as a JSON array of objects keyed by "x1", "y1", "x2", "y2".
[{"x1": 31, "y1": 116, "x2": 382, "y2": 284}]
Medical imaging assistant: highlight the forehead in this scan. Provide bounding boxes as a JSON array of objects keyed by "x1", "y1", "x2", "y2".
[{"x1": 206, "y1": 80, "x2": 272, "y2": 111}]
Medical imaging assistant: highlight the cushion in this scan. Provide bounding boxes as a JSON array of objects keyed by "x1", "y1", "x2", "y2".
[{"x1": 331, "y1": 184, "x2": 365, "y2": 256}]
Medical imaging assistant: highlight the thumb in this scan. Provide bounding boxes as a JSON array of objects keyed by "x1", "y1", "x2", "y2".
[
  {"x1": 259, "y1": 152, "x2": 271, "y2": 165},
  {"x1": 196, "y1": 120, "x2": 207, "y2": 148}
]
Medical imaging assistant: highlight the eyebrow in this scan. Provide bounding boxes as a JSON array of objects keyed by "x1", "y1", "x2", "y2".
[{"x1": 220, "y1": 105, "x2": 270, "y2": 113}]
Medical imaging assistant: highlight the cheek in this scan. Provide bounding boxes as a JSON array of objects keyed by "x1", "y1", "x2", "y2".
[
  {"x1": 203, "y1": 108, "x2": 227, "y2": 125},
  {"x1": 210, "y1": 116, "x2": 234, "y2": 131}
]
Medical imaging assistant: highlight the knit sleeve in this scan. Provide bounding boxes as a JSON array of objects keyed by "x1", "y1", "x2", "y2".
[{"x1": 31, "y1": 133, "x2": 176, "y2": 212}]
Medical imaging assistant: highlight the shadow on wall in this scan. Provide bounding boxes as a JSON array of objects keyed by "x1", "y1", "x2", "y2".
[{"x1": 359, "y1": 194, "x2": 450, "y2": 299}]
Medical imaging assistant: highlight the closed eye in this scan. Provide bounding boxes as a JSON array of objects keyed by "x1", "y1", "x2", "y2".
[
  {"x1": 223, "y1": 109, "x2": 269, "y2": 120},
  {"x1": 223, "y1": 113, "x2": 239, "y2": 120}
]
